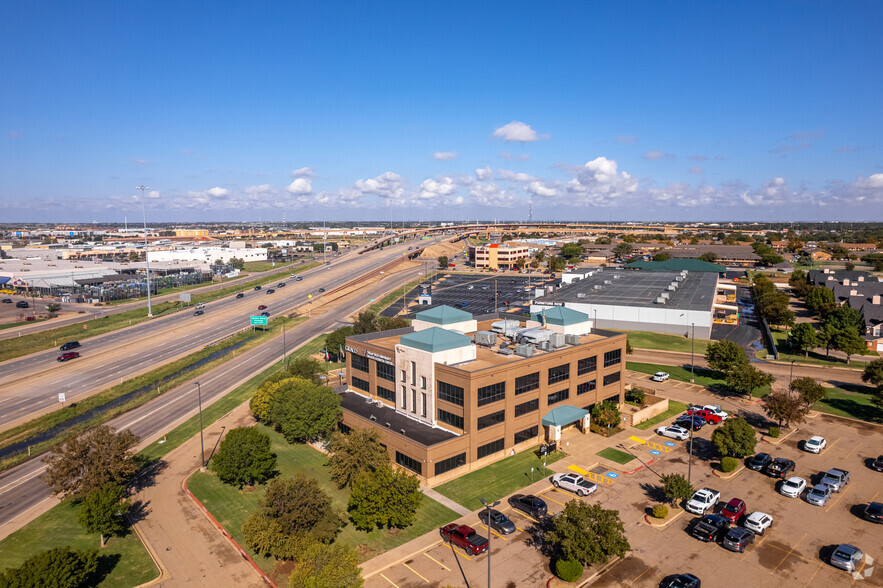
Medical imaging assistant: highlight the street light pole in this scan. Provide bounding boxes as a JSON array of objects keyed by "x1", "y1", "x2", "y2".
[
  {"x1": 479, "y1": 497, "x2": 500, "y2": 588},
  {"x1": 688, "y1": 421, "x2": 694, "y2": 483},
  {"x1": 196, "y1": 381, "x2": 205, "y2": 468},
  {"x1": 788, "y1": 359, "x2": 796, "y2": 392},
  {"x1": 136, "y1": 186, "x2": 153, "y2": 317},
  {"x1": 690, "y1": 322, "x2": 695, "y2": 383}
]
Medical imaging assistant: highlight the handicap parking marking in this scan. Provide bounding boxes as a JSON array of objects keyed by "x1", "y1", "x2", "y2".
[
  {"x1": 628, "y1": 436, "x2": 647, "y2": 444},
  {"x1": 568, "y1": 464, "x2": 590, "y2": 475},
  {"x1": 605, "y1": 472, "x2": 620, "y2": 479},
  {"x1": 649, "y1": 449, "x2": 661, "y2": 455},
  {"x1": 664, "y1": 441, "x2": 676, "y2": 447}
]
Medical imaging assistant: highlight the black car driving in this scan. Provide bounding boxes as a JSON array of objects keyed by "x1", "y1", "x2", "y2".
[{"x1": 59, "y1": 341, "x2": 81, "y2": 351}]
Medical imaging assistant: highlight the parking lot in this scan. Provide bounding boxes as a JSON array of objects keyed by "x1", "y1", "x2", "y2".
[{"x1": 365, "y1": 397, "x2": 882, "y2": 587}]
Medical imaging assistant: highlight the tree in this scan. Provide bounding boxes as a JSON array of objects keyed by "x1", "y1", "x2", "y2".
[
  {"x1": 788, "y1": 269, "x2": 810, "y2": 297},
  {"x1": 327, "y1": 428, "x2": 390, "y2": 489},
  {"x1": 0, "y1": 547, "x2": 99, "y2": 588},
  {"x1": 128, "y1": 251, "x2": 139, "y2": 262},
  {"x1": 549, "y1": 256, "x2": 566, "y2": 272},
  {"x1": 824, "y1": 305, "x2": 865, "y2": 333},
  {"x1": 352, "y1": 311, "x2": 379, "y2": 335},
  {"x1": 377, "y1": 316, "x2": 411, "y2": 330},
  {"x1": 544, "y1": 501, "x2": 630, "y2": 565},
  {"x1": 761, "y1": 389, "x2": 808, "y2": 428},
  {"x1": 78, "y1": 484, "x2": 130, "y2": 548},
  {"x1": 789, "y1": 323, "x2": 818, "y2": 357},
  {"x1": 325, "y1": 326, "x2": 356, "y2": 358},
  {"x1": 437, "y1": 255, "x2": 448, "y2": 269},
  {"x1": 704, "y1": 339, "x2": 748, "y2": 374},
  {"x1": 212, "y1": 427, "x2": 277, "y2": 488},
  {"x1": 805, "y1": 286, "x2": 835, "y2": 317},
  {"x1": 535, "y1": 250, "x2": 546, "y2": 263},
  {"x1": 251, "y1": 376, "x2": 297, "y2": 422},
  {"x1": 711, "y1": 417, "x2": 757, "y2": 458},
  {"x1": 287, "y1": 357, "x2": 323, "y2": 383},
  {"x1": 725, "y1": 363, "x2": 775, "y2": 397},
  {"x1": 560, "y1": 243, "x2": 583, "y2": 259},
  {"x1": 242, "y1": 511, "x2": 300, "y2": 559},
  {"x1": 288, "y1": 542, "x2": 364, "y2": 588},
  {"x1": 790, "y1": 376, "x2": 827, "y2": 408},
  {"x1": 267, "y1": 378, "x2": 342, "y2": 443},
  {"x1": 260, "y1": 475, "x2": 342, "y2": 543},
  {"x1": 348, "y1": 466, "x2": 423, "y2": 530},
  {"x1": 42, "y1": 426, "x2": 140, "y2": 500},
  {"x1": 833, "y1": 328, "x2": 866, "y2": 364},
  {"x1": 515, "y1": 257, "x2": 527, "y2": 270},
  {"x1": 660, "y1": 473, "x2": 694, "y2": 508},
  {"x1": 861, "y1": 358, "x2": 883, "y2": 388},
  {"x1": 230, "y1": 257, "x2": 245, "y2": 270},
  {"x1": 652, "y1": 252, "x2": 671, "y2": 261},
  {"x1": 845, "y1": 261, "x2": 856, "y2": 271},
  {"x1": 591, "y1": 402, "x2": 621, "y2": 430},
  {"x1": 612, "y1": 242, "x2": 633, "y2": 258},
  {"x1": 698, "y1": 252, "x2": 718, "y2": 263}
]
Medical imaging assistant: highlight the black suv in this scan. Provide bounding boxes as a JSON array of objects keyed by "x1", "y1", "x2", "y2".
[
  {"x1": 746, "y1": 453, "x2": 772, "y2": 471},
  {"x1": 59, "y1": 341, "x2": 81, "y2": 351},
  {"x1": 16, "y1": 301, "x2": 29, "y2": 308},
  {"x1": 765, "y1": 457, "x2": 795, "y2": 478},
  {"x1": 690, "y1": 514, "x2": 730, "y2": 542},
  {"x1": 508, "y1": 494, "x2": 547, "y2": 518}
]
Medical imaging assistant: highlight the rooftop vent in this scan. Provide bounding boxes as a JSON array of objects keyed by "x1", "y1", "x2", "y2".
[
  {"x1": 400, "y1": 429, "x2": 406, "y2": 435},
  {"x1": 369, "y1": 414, "x2": 377, "y2": 421},
  {"x1": 655, "y1": 295, "x2": 667, "y2": 305}
]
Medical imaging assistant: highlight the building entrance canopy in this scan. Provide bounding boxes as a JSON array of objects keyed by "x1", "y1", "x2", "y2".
[{"x1": 542, "y1": 405, "x2": 590, "y2": 427}]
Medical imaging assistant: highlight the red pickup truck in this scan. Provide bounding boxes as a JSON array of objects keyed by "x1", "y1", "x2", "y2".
[
  {"x1": 439, "y1": 523, "x2": 489, "y2": 556},
  {"x1": 685, "y1": 409, "x2": 722, "y2": 424}
]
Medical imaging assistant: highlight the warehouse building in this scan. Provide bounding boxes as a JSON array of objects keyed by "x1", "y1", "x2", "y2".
[{"x1": 341, "y1": 305, "x2": 626, "y2": 485}]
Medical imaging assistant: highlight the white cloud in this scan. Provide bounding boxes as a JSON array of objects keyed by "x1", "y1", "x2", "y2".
[
  {"x1": 476, "y1": 167, "x2": 492, "y2": 180},
  {"x1": 246, "y1": 184, "x2": 275, "y2": 196},
  {"x1": 492, "y1": 121, "x2": 547, "y2": 142},
  {"x1": 565, "y1": 157, "x2": 638, "y2": 205},
  {"x1": 689, "y1": 166, "x2": 704, "y2": 175},
  {"x1": 147, "y1": 190, "x2": 161, "y2": 200},
  {"x1": 644, "y1": 150, "x2": 675, "y2": 161},
  {"x1": 286, "y1": 178, "x2": 312, "y2": 194},
  {"x1": 354, "y1": 171, "x2": 405, "y2": 201},
  {"x1": 497, "y1": 169, "x2": 537, "y2": 182},
  {"x1": 207, "y1": 187, "x2": 229, "y2": 197},
  {"x1": 526, "y1": 181, "x2": 557, "y2": 197},
  {"x1": 291, "y1": 167, "x2": 315, "y2": 178},
  {"x1": 432, "y1": 152, "x2": 457, "y2": 161},
  {"x1": 417, "y1": 177, "x2": 456, "y2": 200},
  {"x1": 468, "y1": 182, "x2": 519, "y2": 208},
  {"x1": 855, "y1": 173, "x2": 883, "y2": 189}
]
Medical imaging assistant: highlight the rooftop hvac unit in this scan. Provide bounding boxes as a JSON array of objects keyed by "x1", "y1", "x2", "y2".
[
  {"x1": 474, "y1": 331, "x2": 497, "y2": 347},
  {"x1": 564, "y1": 334, "x2": 581, "y2": 345},
  {"x1": 515, "y1": 344, "x2": 534, "y2": 357},
  {"x1": 577, "y1": 293, "x2": 586, "y2": 298},
  {"x1": 613, "y1": 274, "x2": 621, "y2": 279},
  {"x1": 491, "y1": 320, "x2": 521, "y2": 337},
  {"x1": 655, "y1": 295, "x2": 667, "y2": 304},
  {"x1": 676, "y1": 276, "x2": 684, "y2": 282},
  {"x1": 667, "y1": 283, "x2": 677, "y2": 291},
  {"x1": 538, "y1": 341, "x2": 552, "y2": 352},
  {"x1": 498, "y1": 348, "x2": 514, "y2": 356},
  {"x1": 550, "y1": 333, "x2": 566, "y2": 348},
  {"x1": 661, "y1": 292, "x2": 670, "y2": 299},
  {"x1": 604, "y1": 280, "x2": 612, "y2": 284},
  {"x1": 594, "y1": 285, "x2": 603, "y2": 290}
]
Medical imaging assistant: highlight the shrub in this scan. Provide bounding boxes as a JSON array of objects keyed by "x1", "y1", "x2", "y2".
[
  {"x1": 652, "y1": 505, "x2": 669, "y2": 519},
  {"x1": 720, "y1": 457, "x2": 738, "y2": 472},
  {"x1": 768, "y1": 426, "x2": 780, "y2": 438},
  {"x1": 625, "y1": 387, "x2": 646, "y2": 405},
  {"x1": 555, "y1": 558, "x2": 584, "y2": 582}
]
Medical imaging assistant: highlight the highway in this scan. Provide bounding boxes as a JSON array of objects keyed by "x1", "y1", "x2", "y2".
[
  {"x1": 0, "y1": 240, "x2": 426, "y2": 429},
  {"x1": 0, "y1": 260, "x2": 424, "y2": 539}
]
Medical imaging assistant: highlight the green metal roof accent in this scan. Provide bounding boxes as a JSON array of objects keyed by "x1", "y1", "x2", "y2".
[
  {"x1": 414, "y1": 304, "x2": 473, "y2": 325},
  {"x1": 533, "y1": 306, "x2": 589, "y2": 326},
  {"x1": 542, "y1": 405, "x2": 590, "y2": 427},
  {"x1": 400, "y1": 327, "x2": 472, "y2": 353},
  {"x1": 625, "y1": 259, "x2": 726, "y2": 273}
]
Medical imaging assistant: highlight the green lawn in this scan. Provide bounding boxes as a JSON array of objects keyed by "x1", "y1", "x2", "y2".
[
  {"x1": 814, "y1": 385, "x2": 883, "y2": 423},
  {"x1": 618, "y1": 330, "x2": 711, "y2": 355},
  {"x1": 627, "y1": 362, "x2": 724, "y2": 388},
  {"x1": 633, "y1": 401, "x2": 689, "y2": 430},
  {"x1": 434, "y1": 448, "x2": 567, "y2": 511},
  {"x1": 0, "y1": 501, "x2": 157, "y2": 586},
  {"x1": 761, "y1": 330, "x2": 876, "y2": 368},
  {"x1": 596, "y1": 447, "x2": 635, "y2": 465},
  {"x1": 366, "y1": 272, "x2": 437, "y2": 314}
]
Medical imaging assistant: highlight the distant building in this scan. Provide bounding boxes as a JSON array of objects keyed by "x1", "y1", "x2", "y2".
[
  {"x1": 471, "y1": 243, "x2": 530, "y2": 270},
  {"x1": 175, "y1": 229, "x2": 209, "y2": 238}
]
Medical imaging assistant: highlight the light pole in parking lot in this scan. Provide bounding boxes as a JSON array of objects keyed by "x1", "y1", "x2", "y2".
[
  {"x1": 690, "y1": 322, "x2": 695, "y2": 383},
  {"x1": 788, "y1": 359, "x2": 796, "y2": 392},
  {"x1": 137, "y1": 185, "x2": 153, "y2": 317},
  {"x1": 479, "y1": 497, "x2": 500, "y2": 588},
  {"x1": 196, "y1": 381, "x2": 205, "y2": 469}
]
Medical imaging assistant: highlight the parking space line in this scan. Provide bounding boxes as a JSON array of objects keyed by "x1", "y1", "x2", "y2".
[
  {"x1": 402, "y1": 563, "x2": 429, "y2": 583},
  {"x1": 423, "y1": 552, "x2": 450, "y2": 571},
  {"x1": 822, "y1": 438, "x2": 839, "y2": 454},
  {"x1": 478, "y1": 524, "x2": 509, "y2": 541},
  {"x1": 568, "y1": 465, "x2": 589, "y2": 475},
  {"x1": 629, "y1": 566, "x2": 653, "y2": 586},
  {"x1": 443, "y1": 542, "x2": 471, "y2": 561},
  {"x1": 769, "y1": 532, "x2": 806, "y2": 574},
  {"x1": 825, "y1": 485, "x2": 849, "y2": 512},
  {"x1": 542, "y1": 492, "x2": 568, "y2": 507},
  {"x1": 805, "y1": 562, "x2": 824, "y2": 585},
  {"x1": 379, "y1": 573, "x2": 399, "y2": 587}
]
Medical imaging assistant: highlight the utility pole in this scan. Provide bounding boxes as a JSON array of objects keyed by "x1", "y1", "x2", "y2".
[
  {"x1": 137, "y1": 186, "x2": 153, "y2": 317},
  {"x1": 196, "y1": 381, "x2": 205, "y2": 468}
]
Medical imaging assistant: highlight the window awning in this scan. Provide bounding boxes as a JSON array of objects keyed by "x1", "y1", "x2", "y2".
[{"x1": 542, "y1": 405, "x2": 590, "y2": 427}]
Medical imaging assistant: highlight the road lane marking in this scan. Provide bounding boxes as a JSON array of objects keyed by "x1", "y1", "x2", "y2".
[
  {"x1": 422, "y1": 552, "x2": 450, "y2": 571},
  {"x1": 402, "y1": 563, "x2": 429, "y2": 583},
  {"x1": 378, "y1": 573, "x2": 399, "y2": 587}
]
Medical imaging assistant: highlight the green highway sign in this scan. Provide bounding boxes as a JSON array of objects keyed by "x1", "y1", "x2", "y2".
[{"x1": 250, "y1": 316, "x2": 268, "y2": 326}]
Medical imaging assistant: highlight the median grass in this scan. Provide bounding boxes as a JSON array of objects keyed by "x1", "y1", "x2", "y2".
[
  {"x1": 627, "y1": 362, "x2": 724, "y2": 388},
  {"x1": 760, "y1": 330, "x2": 877, "y2": 368},
  {"x1": 633, "y1": 400, "x2": 689, "y2": 430},
  {"x1": 0, "y1": 500, "x2": 157, "y2": 587},
  {"x1": 813, "y1": 385, "x2": 883, "y2": 423},
  {"x1": 434, "y1": 448, "x2": 567, "y2": 511},
  {"x1": 618, "y1": 330, "x2": 711, "y2": 355},
  {"x1": 596, "y1": 447, "x2": 635, "y2": 465},
  {"x1": 367, "y1": 271, "x2": 437, "y2": 314}
]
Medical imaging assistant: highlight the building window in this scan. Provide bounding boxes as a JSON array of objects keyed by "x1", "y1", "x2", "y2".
[
  {"x1": 412, "y1": 389, "x2": 417, "y2": 413},
  {"x1": 477, "y1": 438, "x2": 505, "y2": 459},
  {"x1": 421, "y1": 393, "x2": 427, "y2": 418},
  {"x1": 376, "y1": 386, "x2": 395, "y2": 402},
  {"x1": 421, "y1": 376, "x2": 427, "y2": 390},
  {"x1": 437, "y1": 381, "x2": 464, "y2": 406},
  {"x1": 514, "y1": 425, "x2": 538, "y2": 444},
  {"x1": 477, "y1": 410, "x2": 506, "y2": 430},
  {"x1": 477, "y1": 382, "x2": 506, "y2": 407},
  {"x1": 435, "y1": 453, "x2": 466, "y2": 476},
  {"x1": 548, "y1": 363, "x2": 570, "y2": 385},
  {"x1": 410, "y1": 361, "x2": 417, "y2": 385},
  {"x1": 603, "y1": 372, "x2": 621, "y2": 386},
  {"x1": 514, "y1": 398, "x2": 539, "y2": 417},
  {"x1": 338, "y1": 422, "x2": 352, "y2": 435},
  {"x1": 577, "y1": 356, "x2": 597, "y2": 375},
  {"x1": 437, "y1": 408, "x2": 464, "y2": 429},
  {"x1": 376, "y1": 361, "x2": 395, "y2": 382},
  {"x1": 514, "y1": 372, "x2": 540, "y2": 395},
  {"x1": 396, "y1": 451, "x2": 422, "y2": 475},
  {"x1": 351, "y1": 376, "x2": 370, "y2": 392},
  {"x1": 547, "y1": 389, "x2": 569, "y2": 405},
  {"x1": 604, "y1": 349, "x2": 622, "y2": 367},
  {"x1": 576, "y1": 379, "x2": 597, "y2": 395},
  {"x1": 351, "y1": 353, "x2": 369, "y2": 372},
  {"x1": 401, "y1": 386, "x2": 407, "y2": 408}
]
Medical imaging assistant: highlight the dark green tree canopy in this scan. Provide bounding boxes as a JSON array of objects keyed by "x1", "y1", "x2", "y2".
[
  {"x1": 660, "y1": 473, "x2": 694, "y2": 507},
  {"x1": 286, "y1": 357, "x2": 324, "y2": 383},
  {"x1": 347, "y1": 466, "x2": 423, "y2": 531},
  {"x1": 789, "y1": 323, "x2": 818, "y2": 357},
  {"x1": 704, "y1": 339, "x2": 749, "y2": 374},
  {"x1": 261, "y1": 474, "x2": 343, "y2": 543},
  {"x1": 78, "y1": 484, "x2": 130, "y2": 548},
  {"x1": 212, "y1": 427, "x2": 277, "y2": 488},
  {"x1": 591, "y1": 402, "x2": 621, "y2": 429},
  {"x1": 288, "y1": 542, "x2": 364, "y2": 588},
  {"x1": 711, "y1": 417, "x2": 757, "y2": 458},
  {"x1": 761, "y1": 389, "x2": 809, "y2": 428},
  {"x1": 790, "y1": 376, "x2": 827, "y2": 407},
  {"x1": 437, "y1": 255, "x2": 449, "y2": 269},
  {"x1": 560, "y1": 243, "x2": 584, "y2": 259},
  {"x1": 325, "y1": 327, "x2": 356, "y2": 359},
  {"x1": 544, "y1": 501, "x2": 630, "y2": 565},
  {"x1": 267, "y1": 378, "x2": 342, "y2": 443},
  {"x1": 327, "y1": 428, "x2": 390, "y2": 489},
  {"x1": 0, "y1": 547, "x2": 100, "y2": 588},
  {"x1": 725, "y1": 363, "x2": 775, "y2": 397}
]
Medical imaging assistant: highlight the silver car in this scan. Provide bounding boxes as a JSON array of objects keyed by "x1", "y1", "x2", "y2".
[
  {"x1": 830, "y1": 544, "x2": 863, "y2": 572},
  {"x1": 806, "y1": 484, "x2": 833, "y2": 506}
]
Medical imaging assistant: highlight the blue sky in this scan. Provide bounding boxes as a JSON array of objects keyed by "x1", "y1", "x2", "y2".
[{"x1": 1, "y1": 1, "x2": 881, "y2": 223}]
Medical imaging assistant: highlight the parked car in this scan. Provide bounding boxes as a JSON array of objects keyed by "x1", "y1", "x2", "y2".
[
  {"x1": 439, "y1": 523, "x2": 489, "y2": 556},
  {"x1": 690, "y1": 514, "x2": 730, "y2": 542},
  {"x1": 820, "y1": 468, "x2": 850, "y2": 491},
  {"x1": 765, "y1": 458, "x2": 796, "y2": 478},
  {"x1": 16, "y1": 301, "x2": 29, "y2": 308},
  {"x1": 701, "y1": 405, "x2": 729, "y2": 420},
  {"x1": 59, "y1": 341, "x2": 80, "y2": 351},
  {"x1": 651, "y1": 371, "x2": 670, "y2": 382},
  {"x1": 1, "y1": 298, "x2": 12, "y2": 303},
  {"x1": 804, "y1": 436, "x2": 826, "y2": 453},
  {"x1": 656, "y1": 425, "x2": 689, "y2": 441},
  {"x1": 746, "y1": 453, "x2": 773, "y2": 472},
  {"x1": 193, "y1": 310, "x2": 204, "y2": 316},
  {"x1": 871, "y1": 455, "x2": 883, "y2": 472},
  {"x1": 675, "y1": 415, "x2": 707, "y2": 431},
  {"x1": 551, "y1": 473, "x2": 598, "y2": 497},
  {"x1": 779, "y1": 476, "x2": 807, "y2": 498},
  {"x1": 806, "y1": 484, "x2": 833, "y2": 506},
  {"x1": 660, "y1": 574, "x2": 701, "y2": 588},
  {"x1": 685, "y1": 409, "x2": 722, "y2": 424},
  {"x1": 477, "y1": 508, "x2": 516, "y2": 535},
  {"x1": 57, "y1": 351, "x2": 80, "y2": 362},
  {"x1": 722, "y1": 527, "x2": 755, "y2": 552},
  {"x1": 508, "y1": 494, "x2": 547, "y2": 518},
  {"x1": 830, "y1": 544, "x2": 863, "y2": 572},
  {"x1": 686, "y1": 488, "x2": 720, "y2": 515},
  {"x1": 743, "y1": 511, "x2": 773, "y2": 535},
  {"x1": 236, "y1": 293, "x2": 245, "y2": 298},
  {"x1": 863, "y1": 502, "x2": 883, "y2": 524},
  {"x1": 721, "y1": 498, "x2": 746, "y2": 523}
]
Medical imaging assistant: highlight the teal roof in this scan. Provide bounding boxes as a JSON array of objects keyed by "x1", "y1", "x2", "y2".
[
  {"x1": 414, "y1": 305, "x2": 473, "y2": 325},
  {"x1": 542, "y1": 405, "x2": 590, "y2": 427},
  {"x1": 533, "y1": 306, "x2": 589, "y2": 326},
  {"x1": 626, "y1": 259, "x2": 726, "y2": 273},
  {"x1": 400, "y1": 327, "x2": 472, "y2": 353}
]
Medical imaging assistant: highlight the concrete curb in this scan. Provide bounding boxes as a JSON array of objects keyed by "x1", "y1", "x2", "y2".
[
  {"x1": 761, "y1": 426, "x2": 800, "y2": 445},
  {"x1": 643, "y1": 507, "x2": 688, "y2": 529},
  {"x1": 130, "y1": 518, "x2": 169, "y2": 587},
  {"x1": 712, "y1": 464, "x2": 746, "y2": 479}
]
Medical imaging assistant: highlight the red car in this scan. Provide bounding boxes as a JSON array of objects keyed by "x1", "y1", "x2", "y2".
[
  {"x1": 686, "y1": 409, "x2": 722, "y2": 424},
  {"x1": 721, "y1": 498, "x2": 746, "y2": 523},
  {"x1": 57, "y1": 351, "x2": 81, "y2": 362},
  {"x1": 439, "y1": 523, "x2": 489, "y2": 556},
  {"x1": 258, "y1": 305, "x2": 268, "y2": 310}
]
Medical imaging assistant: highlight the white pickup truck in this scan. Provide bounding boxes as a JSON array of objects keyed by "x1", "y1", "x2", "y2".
[
  {"x1": 820, "y1": 468, "x2": 850, "y2": 491},
  {"x1": 702, "y1": 405, "x2": 729, "y2": 420},
  {"x1": 686, "y1": 488, "x2": 721, "y2": 515}
]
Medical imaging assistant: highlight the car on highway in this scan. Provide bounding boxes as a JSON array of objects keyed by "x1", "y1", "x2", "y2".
[
  {"x1": 260, "y1": 311, "x2": 270, "y2": 317},
  {"x1": 686, "y1": 488, "x2": 720, "y2": 515},
  {"x1": 439, "y1": 523, "x2": 488, "y2": 556},
  {"x1": 765, "y1": 457, "x2": 795, "y2": 478},
  {"x1": 722, "y1": 527, "x2": 755, "y2": 553},
  {"x1": 253, "y1": 285, "x2": 262, "y2": 291},
  {"x1": 660, "y1": 574, "x2": 701, "y2": 588},
  {"x1": 296, "y1": 276, "x2": 303, "y2": 281},
  {"x1": 675, "y1": 415, "x2": 707, "y2": 431},
  {"x1": 277, "y1": 282, "x2": 285, "y2": 287},
  {"x1": 236, "y1": 293, "x2": 244, "y2": 299},
  {"x1": 721, "y1": 498, "x2": 746, "y2": 523},
  {"x1": 1, "y1": 298, "x2": 11, "y2": 303},
  {"x1": 830, "y1": 544, "x2": 863, "y2": 572},
  {"x1": 59, "y1": 341, "x2": 81, "y2": 351},
  {"x1": 746, "y1": 453, "x2": 773, "y2": 472},
  {"x1": 871, "y1": 455, "x2": 883, "y2": 472},
  {"x1": 651, "y1": 371, "x2": 670, "y2": 382},
  {"x1": 57, "y1": 351, "x2": 80, "y2": 362},
  {"x1": 685, "y1": 409, "x2": 722, "y2": 424},
  {"x1": 551, "y1": 473, "x2": 598, "y2": 497},
  {"x1": 743, "y1": 511, "x2": 773, "y2": 535},
  {"x1": 806, "y1": 484, "x2": 833, "y2": 506},
  {"x1": 655, "y1": 425, "x2": 690, "y2": 441},
  {"x1": 690, "y1": 514, "x2": 730, "y2": 542},
  {"x1": 16, "y1": 301, "x2": 29, "y2": 308},
  {"x1": 804, "y1": 435, "x2": 826, "y2": 453},
  {"x1": 779, "y1": 476, "x2": 806, "y2": 498},
  {"x1": 477, "y1": 508, "x2": 516, "y2": 535},
  {"x1": 318, "y1": 288, "x2": 325, "y2": 293},
  {"x1": 508, "y1": 494, "x2": 547, "y2": 518},
  {"x1": 258, "y1": 305, "x2": 268, "y2": 310},
  {"x1": 266, "y1": 289, "x2": 275, "y2": 294},
  {"x1": 193, "y1": 310, "x2": 204, "y2": 316},
  {"x1": 863, "y1": 502, "x2": 883, "y2": 524}
]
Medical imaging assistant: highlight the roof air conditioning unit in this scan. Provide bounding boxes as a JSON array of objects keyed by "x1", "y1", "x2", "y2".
[
  {"x1": 498, "y1": 348, "x2": 514, "y2": 355},
  {"x1": 538, "y1": 341, "x2": 552, "y2": 352},
  {"x1": 564, "y1": 334, "x2": 580, "y2": 345},
  {"x1": 400, "y1": 429, "x2": 406, "y2": 435},
  {"x1": 656, "y1": 296, "x2": 666, "y2": 304},
  {"x1": 515, "y1": 344, "x2": 534, "y2": 357},
  {"x1": 550, "y1": 333, "x2": 566, "y2": 348},
  {"x1": 369, "y1": 414, "x2": 377, "y2": 421},
  {"x1": 577, "y1": 293, "x2": 586, "y2": 298},
  {"x1": 594, "y1": 285, "x2": 602, "y2": 290}
]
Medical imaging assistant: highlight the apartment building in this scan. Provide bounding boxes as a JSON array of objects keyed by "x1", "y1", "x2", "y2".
[{"x1": 471, "y1": 243, "x2": 531, "y2": 270}]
